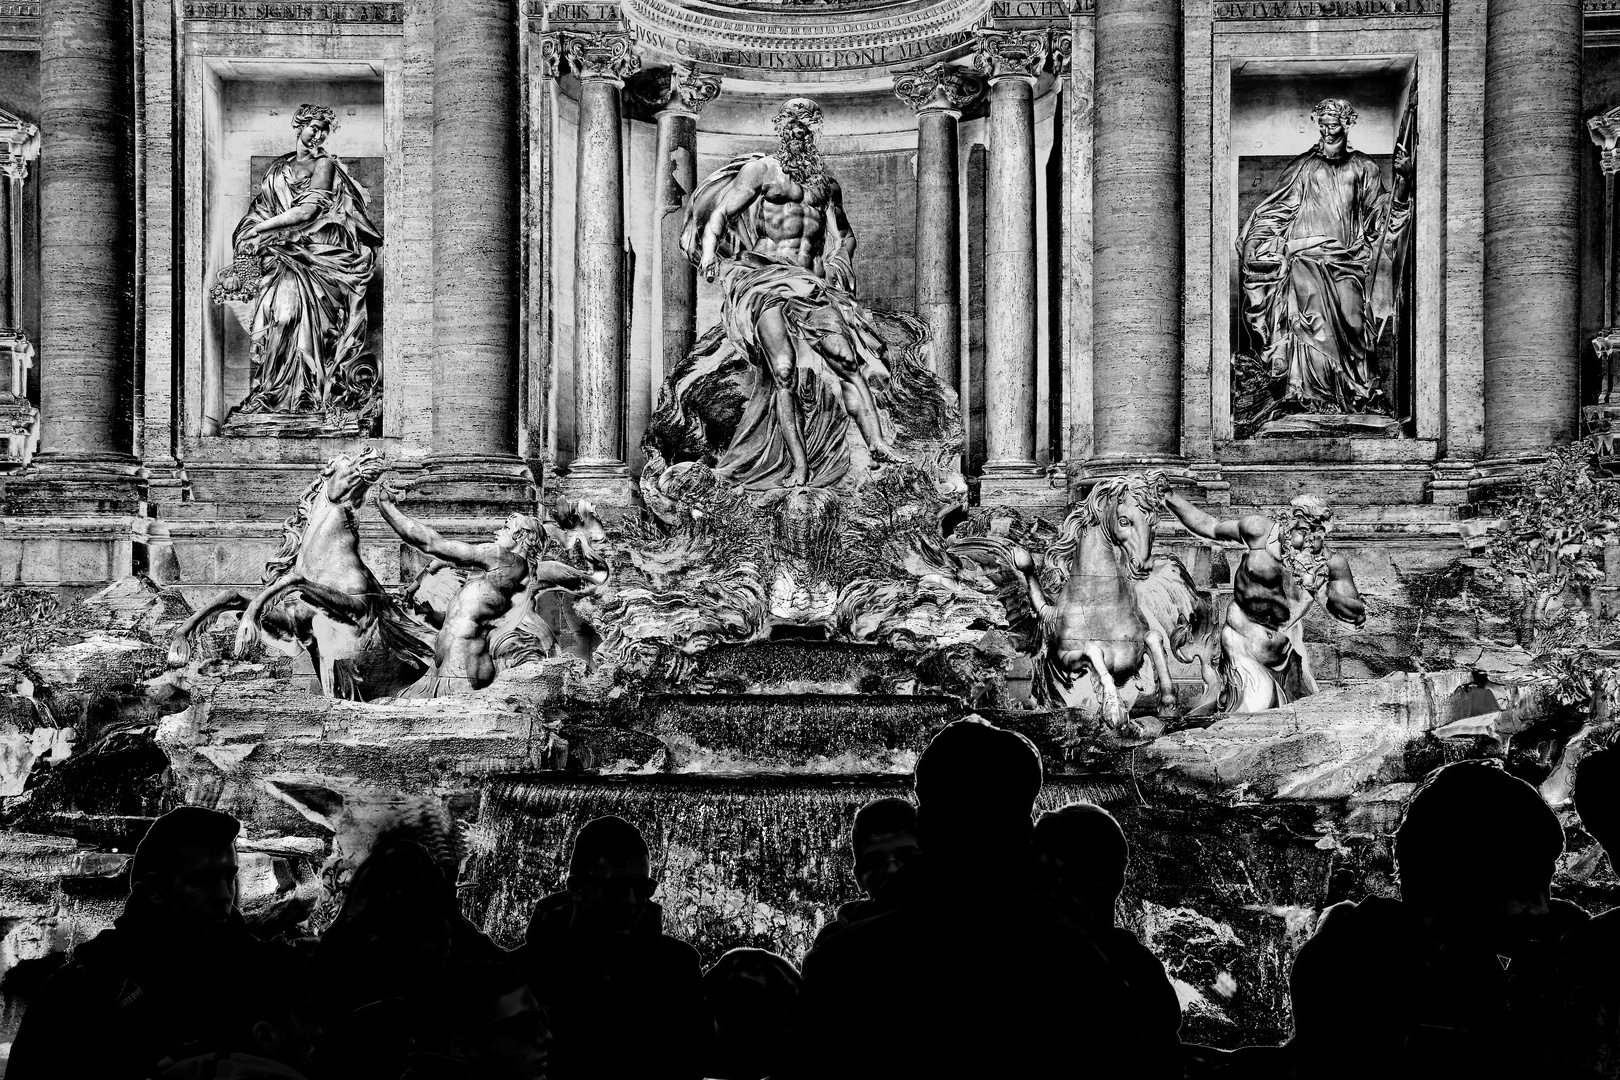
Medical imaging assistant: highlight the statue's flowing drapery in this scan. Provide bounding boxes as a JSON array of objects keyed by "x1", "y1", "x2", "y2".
[
  {"x1": 1239, "y1": 147, "x2": 1411, "y2": 421},
  {"x1": 231, "y1": 153, "x2": 380, "y2": 415},
  {"x1": 674, "y1": 153, "x2": 888, "y2": 490}
]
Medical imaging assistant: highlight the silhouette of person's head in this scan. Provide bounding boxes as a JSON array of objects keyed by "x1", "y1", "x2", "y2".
[
  {"x1": 913, "y1": 719, "x2": 1042, "y2": 876},
  {"x1": 1575, "y1": 744, "x2": 1620, "y2": 858},
  {"x1": 129, "y1": 805, "x2": 241, "y2": 932},
  {"x1": 330, "y1": 837, "x2": 454, "y2": 964},
  {"x1": 703, "y1": 948, "x2": 803, "y2": 1080},
  {"x1": 566, "y1": 815, "x2": 654, "y2": 935},
  {"x1": 1395, "y1": 761, "x2": 1563, "y2": 935},
  {"x1": 1032, "y1": 802, "x2": 1128, "y2": 935},
  {"x1": 850, "y1": 797, "x2": 920, "y2": 902},
  {"x1": 434, "y1": 961, "x2": 553, "y2": 1080}
]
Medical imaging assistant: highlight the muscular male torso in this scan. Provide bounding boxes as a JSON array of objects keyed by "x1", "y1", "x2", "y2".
[
  {"x1": 745, "y1": 159, "x2": 834, "y2": 274},
  {"x1": 437, "y1": 550, "x2": 528, "y2": 675}
]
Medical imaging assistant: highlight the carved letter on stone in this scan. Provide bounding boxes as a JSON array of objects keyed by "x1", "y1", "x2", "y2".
[
  {"x1": 971, "y1": 28, "x2": 1050, "y2": 83},
  {"x1": 892, "y1": 62, "x2": 985, "y2": 115},
  {"x1": 562, "y1": 31, "x2": 642, "y2": 85}
]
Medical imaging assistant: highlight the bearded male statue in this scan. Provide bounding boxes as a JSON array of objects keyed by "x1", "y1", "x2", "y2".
[
  {"x1": 1237, "y1": 97, "x2": 1414, "y2": 436},
  {"x1": 677, "y1": 97, "x2": 903, "y2": 490}
]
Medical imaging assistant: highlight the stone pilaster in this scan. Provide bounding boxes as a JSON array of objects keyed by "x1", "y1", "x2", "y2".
[
  {"x1": 10, "y1": 0, "x2": 142, "y2": 512},
  {"x1": 416, "y1": 0, "x2": 534, "y2": 515},
  {"x1": 0, "y1": 113, "x2": 38, "y2": 469},
  {"x1": 1087, "y1": 0, "x2": 1183, "y2": 476},
  {"x1": 972, "y1": 29, "x2": 1045, "y2": 486},
  {"x1": 642, "y1": 65, "x2": 719, "y2": 406},
  {"x1": 894, "y1": 62, "x2": 982, "y2": 395},
  {"x1": 1482, "y1": 0, "x2": 1582, "y2": 462}
]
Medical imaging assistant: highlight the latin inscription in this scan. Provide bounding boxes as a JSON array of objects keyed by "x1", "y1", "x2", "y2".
[
  {"x1": 0, "y1": 1, "x2": 39, "y2": 16},
  {"x1": 630, "y1": 26, "x2": 975, "y2": 71},
  {"x1": 1215, "y1": 0, "x2": 1441, "y2": 16},
  {"x1": 182, "y1": 2, "x2": 402, "y2": 20}
]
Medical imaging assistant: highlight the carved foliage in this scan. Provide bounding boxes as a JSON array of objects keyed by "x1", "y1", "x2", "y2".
[
  {"x1": 562, "y1": 31, "x2": 642, "y2": 84},
  {"x1": 972, "y1": 28, "x2": 1050, "y2": 82},
  {"x1": 892, "y1": 62, "x2": 985, "y2": 115}
]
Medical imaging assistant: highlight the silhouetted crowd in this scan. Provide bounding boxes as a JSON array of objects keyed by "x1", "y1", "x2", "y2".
[{"x1": 9, "y1": 718, "x2": 1620, "y2": 1079}]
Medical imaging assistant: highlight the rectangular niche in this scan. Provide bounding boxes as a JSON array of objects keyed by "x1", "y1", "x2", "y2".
[
  {"x1": 192, "y1": 60, "x2": 393, "y2": 442},
  {"x1": 1211, "y1": 49, "x2": 1440, "y2": 451}
]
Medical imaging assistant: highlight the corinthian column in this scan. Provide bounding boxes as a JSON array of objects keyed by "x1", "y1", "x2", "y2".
[
  {"x1": 420, "y1": 0, "x2": 531, "y2": 512},
  {"x1": 1484, "y1": 0, "x2": 1582, "y2": 459},
  {"x1": 1090, "y1": 0, "x2": 1181, "y2": 468},
  {"x1": 894, "y1": 62, "x2": 983, "y2": 395},
  {"x1": 645, "y1": 66, "x2": 720, "y2": 397},
  {"x1": 25, "y1": 0, "x2": 140, "y2": 504},
  {"x1": 566, "y1": 32, "x2": 639, "y2": 487},
  {"x1": 973, "y1": 29, "x2": 1046, "y2": 481}
]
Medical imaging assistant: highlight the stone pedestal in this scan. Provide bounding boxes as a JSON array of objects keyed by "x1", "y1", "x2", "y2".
[
  {"x1": 1088, "y1": 0, "x2": 1183, "y2": 476},
  {"x1": 894, "y1": 63, "x2": 981, "y2": 395},
  {"x1": 973, "y1": 31, "x2": 1046, "y2": 486},
  {"x1": 6, "y1": 0, "x2": 142, "y2": 516},
  {"x1": 412, "y1": 0, "x2": 533, "y2": 516},
  {"x1": 1482, "y1": 0, "x2": 1582, "y2": 461},
  {"x1": 556, "y1": 33, "x2": 640, "y2": 515}
]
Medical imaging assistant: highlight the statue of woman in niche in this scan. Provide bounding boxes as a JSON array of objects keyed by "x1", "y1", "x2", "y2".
[
  {"x1": 215, "y1": 103, "x2": 381, "y2": 429},
  {"x1": 1235, "y1": 97, "x2": 1414, "y2": 438}
]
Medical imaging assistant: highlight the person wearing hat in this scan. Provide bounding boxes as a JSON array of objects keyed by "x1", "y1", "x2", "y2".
[{"x1": 8, "y1": 805, "x2": 280, "y2": 1080}]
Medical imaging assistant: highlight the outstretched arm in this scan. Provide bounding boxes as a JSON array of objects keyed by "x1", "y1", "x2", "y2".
[
  {"x1": 1322, "y1": 552, "x2": 1367, "y2": 628},
  {"x1": 828, "y1": 177, "x2": 857, "y2": 260},
  {"x1": 699, "y1": 158, "x2": 769, "y2": 282},
  {"x1": 377, "y1": 487, "x2": 498, "y2": 569}
]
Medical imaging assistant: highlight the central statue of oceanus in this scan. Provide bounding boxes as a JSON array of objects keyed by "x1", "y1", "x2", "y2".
[{"x1": 676, "y1": 97, "x2": 904, "y2": 490}]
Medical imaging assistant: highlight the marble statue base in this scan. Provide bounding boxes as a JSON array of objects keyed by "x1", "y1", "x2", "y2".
[{"x1": 1255, "y1": 412, "x2": 1404, "y2": 439}]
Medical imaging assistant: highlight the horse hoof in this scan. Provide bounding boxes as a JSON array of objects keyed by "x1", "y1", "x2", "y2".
[{"x1": 166, "y1": 638, "x2": 192, "y2": 667}]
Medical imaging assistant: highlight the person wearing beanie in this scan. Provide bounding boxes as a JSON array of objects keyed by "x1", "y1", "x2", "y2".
[
  {"x1": 1286, "y1": 761, "x2": 1585, "y2": 1080},
  {"x1": 8, "y1": 805, "x2": 279, "y2": 1080}
]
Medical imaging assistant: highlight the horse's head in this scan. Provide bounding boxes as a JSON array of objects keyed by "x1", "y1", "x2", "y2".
[
  {"x1": 1078, "y1": 475, "x2": 1158, "y2": 578},
  {"x1": 321, "y1": 446, "x2": 385, "y2": 508}
]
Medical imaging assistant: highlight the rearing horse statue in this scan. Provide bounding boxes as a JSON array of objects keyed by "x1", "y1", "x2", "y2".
[
  {"x1": 1009, "y1": 474, "x2": 1217, "y2": 731},
  {"x1": 167, "y1": 448, "x2": 432, "y2": 700}
]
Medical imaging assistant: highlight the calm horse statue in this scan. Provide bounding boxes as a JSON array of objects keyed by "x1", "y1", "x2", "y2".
[
  {"x1": 1009, "y1": 474, "x2": 1217, "y2": 731},
  {"x1": 166, "y1": 448, "x2": 432, "y2": 699}
]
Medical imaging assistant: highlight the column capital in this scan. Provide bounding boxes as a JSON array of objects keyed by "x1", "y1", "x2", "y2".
[
  {"x1": 892, "y1": 62, "x2": 984, "y2": 116},
  {"x1": 538, "y1": 33, "x2": 564, "y2": 81},
  {"x1": 972, "y1": 27, "x2": 1049, "y2": 84},
  {"x1": 560, "y1": 30, "x2": 641, "y2": 86},
  {"x1": 0, "y1": 112, "x2": 38, "y2": 184},
  {"x1": 1049, "y1": 31, "x2": 1073, "y2": 82},
  {"x1": 630, "y1": 64, "x2": 721, "y2": 118},
  {"x1": 1591, "y1": 103, "x2": 1620, "y2": 176}
]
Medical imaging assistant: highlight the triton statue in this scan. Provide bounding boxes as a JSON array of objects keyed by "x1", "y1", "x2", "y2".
[
  {"x1": 379, "y1": 491, "x2": 608, "y2": 696},
  {"x1": 680, "y1": 96, "x2": 903, "y2": 490},
  {"x1": 1158, "y1": 482, "x2": 1367, "y2": 713}
]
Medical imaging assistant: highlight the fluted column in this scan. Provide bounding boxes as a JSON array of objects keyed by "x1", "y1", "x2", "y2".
[
  {"x1": 648, "y1": 66, "x2": 719, "y2": 397},
  {"x1": 34, "y1": 0, "x2": 134, "y2": 471},
  {"x1": 895, "y1": 63, "x2": 982, "y2": 395},
  {"x1": 1091, "y1": 0, "x2": 1181, "y2": 465},
  {"x1": 973, "y1": 30, "x2": 1046, "y2": 479},
  {"x1": 567, "y1": 32, "x2": 639, "y2": 480},
  {"x1": 1484, "y1": 0, "x2": 1582, "y2": 459},
  {"x1": 431, "y1": 0, "x2": 519, "y2": 461}
]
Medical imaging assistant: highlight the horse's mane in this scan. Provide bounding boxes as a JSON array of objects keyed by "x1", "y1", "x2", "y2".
[
  {"x1": 1043, "y1": 475, "x2": 1157, "y2": 589},
  {"x1": 261, "y1": 449, "x2": 380, "y2": 583},
  {"x1": 263, "y1": 470, "x2": 330, "y2": 583}
]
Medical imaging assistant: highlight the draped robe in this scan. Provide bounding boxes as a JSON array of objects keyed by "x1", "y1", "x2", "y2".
[
  {"x1": 231, "y1": 153, "x2": 380, "y2": 414},
  {"x1": 1239, "y1": 145, "x2": 1411, "y2": 419},
  {"x1": 675, "y1": 153, "x2": 889, "y2": 491}
]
